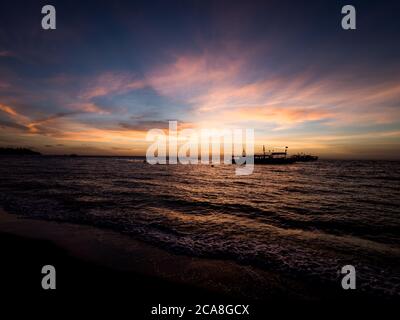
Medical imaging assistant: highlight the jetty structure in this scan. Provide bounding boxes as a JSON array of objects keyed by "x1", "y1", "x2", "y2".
[
  {"x1": 253, "y1": 146, "x2": 296, "y2": 164},
  {"x1": 233, "y1": 146, "x2": 318, "y2": 165}
]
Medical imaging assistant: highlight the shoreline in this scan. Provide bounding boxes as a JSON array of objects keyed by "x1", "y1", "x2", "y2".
[
  {"x1": 0, "y1": 207, "x2": 393, "y2": 313},
  {"x1": 0, "y1": 208, "x2": 312, "y2": 301}
]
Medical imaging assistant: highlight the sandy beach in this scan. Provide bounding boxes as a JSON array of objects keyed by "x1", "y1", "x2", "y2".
[
  {"x1": 0, "y1": 206, "x2": 397, "y2": 318},
  {"x1": 0, "y1": 207, "x2": 313, "y2": 298}
]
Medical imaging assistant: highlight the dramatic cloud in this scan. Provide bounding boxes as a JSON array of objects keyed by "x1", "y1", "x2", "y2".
[{"x1": 0, "y1": 0, "x2": 399, "y2": 158}]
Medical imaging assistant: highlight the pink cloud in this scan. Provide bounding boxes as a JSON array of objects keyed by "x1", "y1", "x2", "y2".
[
  {"x1": 146, "y1": 54, "x2": 243, "y2": 100},
  {"x1": 0, "y1": 50, "x2": 13, "y2": 57},
  {"x1": 163, "y1": 64, "x2": 400, "y2": 129},
  {"x1": 80, "y1": 72, "x2": 146, "y2": 100}
]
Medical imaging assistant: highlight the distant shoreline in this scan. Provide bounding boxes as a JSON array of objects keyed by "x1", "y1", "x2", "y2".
[
  {"x1": 1, "y1": 154, "x2": 400, "y2": 161},
  {"x1": 0, "y1": 147, "x2": 41, "y2": 156}
]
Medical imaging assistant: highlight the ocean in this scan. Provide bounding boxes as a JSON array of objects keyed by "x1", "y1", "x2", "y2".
[{"x1": 0, "y1": 156, "x2": 399, "y2": 296}]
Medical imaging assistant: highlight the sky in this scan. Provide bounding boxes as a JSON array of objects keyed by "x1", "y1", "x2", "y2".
[{"x1": 0, "y1": 0, "x2": 399, "y2": 159}]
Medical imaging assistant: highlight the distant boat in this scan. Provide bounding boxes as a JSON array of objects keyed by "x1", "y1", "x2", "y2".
[
  {"x1": 290, "y1": 154, "x2": 318, "y2": 162},
  {"x1": 253, "y1": 154, "x2": 297, "y2": 164},
  {"x1": 254, "y1": 146, "x2": 296, "y2": 164},
  {"x1": 233, "y1": 146, "x2": 297, "y2": 165}
]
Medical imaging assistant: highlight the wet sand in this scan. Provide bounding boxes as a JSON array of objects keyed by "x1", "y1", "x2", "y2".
[{"x1": 0, "y1": 208, "x2": 392, "y2": 317}]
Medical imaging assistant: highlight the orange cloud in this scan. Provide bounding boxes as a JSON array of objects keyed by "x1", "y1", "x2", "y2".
[
  {"x1": 53, "y1": 127, "x2": 148, "y2": 144},
  {"x1": 221, "y1": 106, "x2": 333, "y2": 127},
  {"x1": 179, "y1": 68, "x2": 400, "y2": 129},
  {"x1": 0, "y1": 103, "x2": 18, "y2": 117}
]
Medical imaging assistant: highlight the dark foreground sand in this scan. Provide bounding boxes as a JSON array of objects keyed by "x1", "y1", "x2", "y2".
[{"x1": 0, "y1": 208, "x2": 394, "y2": 317}]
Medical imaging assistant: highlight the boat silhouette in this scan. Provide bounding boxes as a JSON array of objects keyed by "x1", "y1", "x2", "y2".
[
  {"x1": 233, "y1": 146, "x2": 297, "y2": 165},
  {"x1": 290, "y1": 153, "x2": 318, "y2": 162}
]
